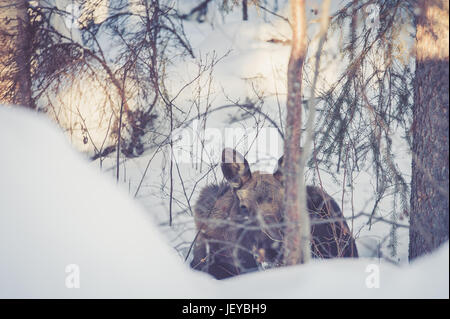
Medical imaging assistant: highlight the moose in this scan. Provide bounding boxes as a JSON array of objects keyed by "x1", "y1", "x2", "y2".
[{"x1": 190, "y1": 148, "x2": 358, "y2": 279}]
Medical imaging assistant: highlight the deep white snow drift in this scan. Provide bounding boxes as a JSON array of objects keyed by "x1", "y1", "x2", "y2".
[
  {"x1": 0, "y1": 105, "x2": 212, "y2": 298},
  {"x1": 0, "y1": 106, "x2": 448, "y2": 298}
]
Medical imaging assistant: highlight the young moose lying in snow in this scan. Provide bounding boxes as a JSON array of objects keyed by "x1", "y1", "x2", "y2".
[{"x1": 190, "y1": 148, "x2": 358, "y2": 279}]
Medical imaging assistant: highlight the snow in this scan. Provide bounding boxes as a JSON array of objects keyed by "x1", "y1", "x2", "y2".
[
  {"x1": 0, "y1": 105, "x2": 211, "y2": 298},
  {"x1": 0, "y1": 105, "x2": 448, "y2": 298},
  {"x1": 218, "y1": 243, "x2": 449, "y2": 299}
]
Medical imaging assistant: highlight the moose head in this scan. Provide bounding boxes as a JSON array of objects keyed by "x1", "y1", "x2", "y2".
[{"x1": 190, "y1": 148, "x2": 358, "y2": 280}]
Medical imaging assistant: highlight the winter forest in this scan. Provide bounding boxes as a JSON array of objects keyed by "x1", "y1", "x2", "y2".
[{"x1": 0, "y1": 0, "x2": 448, "y2": 299}]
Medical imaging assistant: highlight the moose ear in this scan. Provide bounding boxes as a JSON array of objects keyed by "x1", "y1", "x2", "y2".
[
  {"x1": 273, "y1": 155, "x2": 284, "y2": 184},
  {"x1": 221, "y1": 148, "x2": 251, "y2": 189}
]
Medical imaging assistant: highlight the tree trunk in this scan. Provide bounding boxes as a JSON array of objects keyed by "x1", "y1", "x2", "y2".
[
  {"x1": 0, "y1": 0, "x2": 33, "y2": 108},
  {"x1": 14, "y1": 0, "x2": 33, "y2": 108},
  {"x1": 409, "y1": 0, "x2": 449, "y2": 260},
  {"x1": 283, "y1": 0, "x2": 311, "y2": 266},
  {"x1": 242, "y1": 0, "x2": 248, "y2": 21}
]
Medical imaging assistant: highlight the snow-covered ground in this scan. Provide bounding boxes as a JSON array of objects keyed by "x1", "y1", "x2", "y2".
[{"x1": 0, "y1": 106, "x2": 448, "y2": 298}]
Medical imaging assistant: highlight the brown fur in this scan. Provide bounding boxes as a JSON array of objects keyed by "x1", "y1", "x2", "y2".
[{"x1": 190, "y1": 148, "x2": 358, "y2": 279}]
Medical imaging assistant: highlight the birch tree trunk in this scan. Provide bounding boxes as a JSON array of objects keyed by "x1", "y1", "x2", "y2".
[
  {"x1": 409, "y1": 0, "x2": 449, "y2": 260},
  {"x1": 283, "y1": 0, "x2": 311, "y2": 265}
]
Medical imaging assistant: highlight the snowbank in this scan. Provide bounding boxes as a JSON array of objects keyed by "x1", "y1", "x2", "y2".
[
  {"x1": 217, "y1": 243, "x2": 449, "y2": 298},
  {"x1": 0, "y1": 105, "x2": 212, "y2": 298},
  {"x1": 0, "y1": 106, "x2": 448, "y2": 298}
]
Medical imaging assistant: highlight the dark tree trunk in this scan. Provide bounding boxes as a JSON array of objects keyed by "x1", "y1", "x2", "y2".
[
  {"x1": 14, "y1": 0, "x2": 33, "y2": 108},
  {"x1": 0, "y1": 0, "x2": 33, "y2": 108},
  {"x1": 242, "y1": 0, "x2": 248, "y2": 21},
  {"x1": 409, "y1": 0, "x2": 449, "y2": 260}
]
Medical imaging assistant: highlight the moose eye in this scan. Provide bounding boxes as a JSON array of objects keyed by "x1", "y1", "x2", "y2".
[
  {"x1": 256, "y1": 196, "x2": 264, "y2": 203},
  {"x1": 256, "y1": 195, "x2": 274, "y2": 203}
]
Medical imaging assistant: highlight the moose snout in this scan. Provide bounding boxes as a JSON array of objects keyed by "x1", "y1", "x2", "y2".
[
  {"x1": 239, "y1": 204, "x2": 249, "y2": 215},
  {"x1": 235, "y1": 202, "x2": 254, "y2": 222}
]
